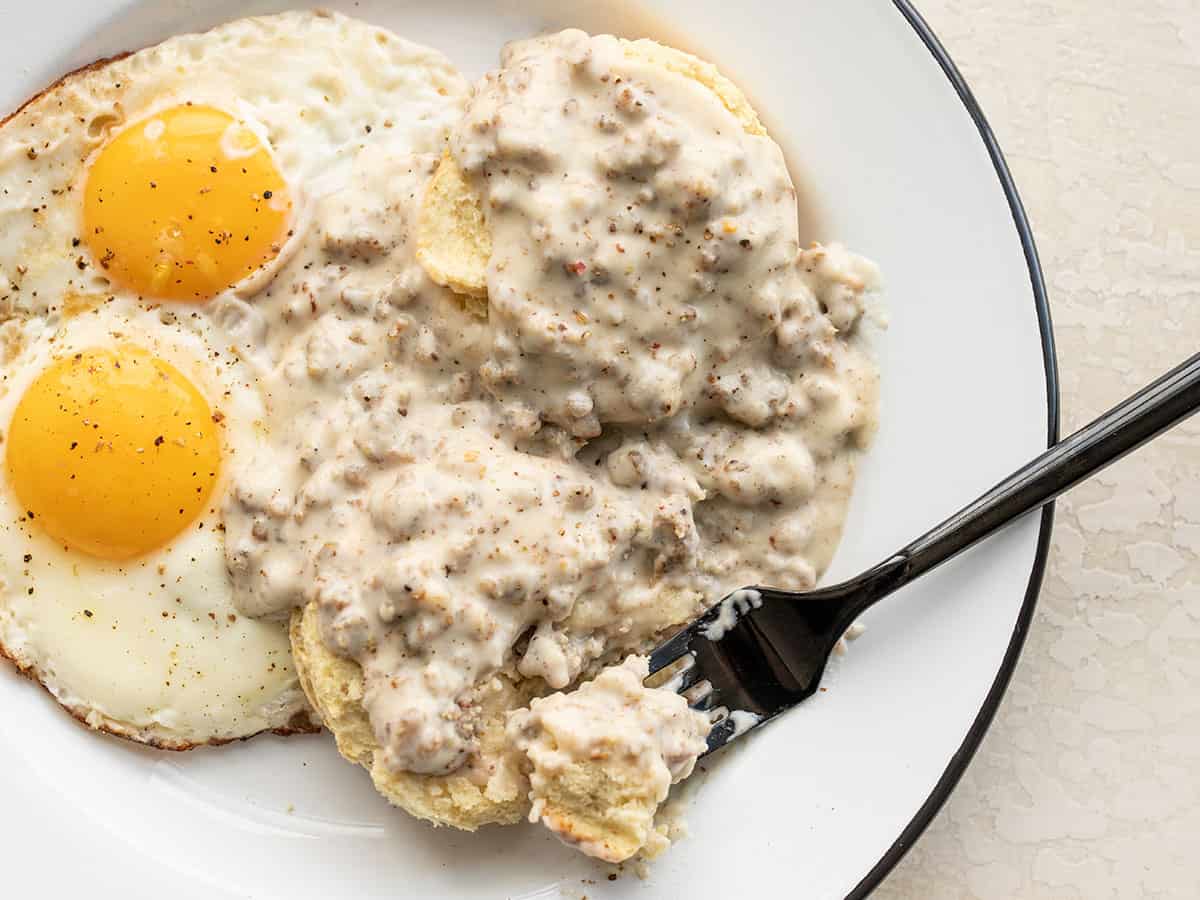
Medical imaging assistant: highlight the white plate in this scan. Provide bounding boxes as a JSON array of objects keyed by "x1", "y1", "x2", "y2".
[{"x1": 0, "y1": 1, "x2": 1057, "y2": 897}]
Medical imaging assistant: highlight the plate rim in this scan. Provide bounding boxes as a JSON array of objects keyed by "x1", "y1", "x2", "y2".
[{"x1": 848, "y1": 3, "x2": 1061, "y2": 897}]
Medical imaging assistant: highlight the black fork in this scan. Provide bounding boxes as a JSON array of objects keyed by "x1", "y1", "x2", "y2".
[{"x1": 649, "y1": 351, "x2": 1200, "y2": 755}]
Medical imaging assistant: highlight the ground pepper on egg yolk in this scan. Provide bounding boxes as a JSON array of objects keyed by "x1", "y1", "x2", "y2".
[
  {"x1": 4, "y1": 346, "x2": 222, "y2": 560},
  {"x1": 82, "y1": 104, "x2": 291, "y2": 302}
]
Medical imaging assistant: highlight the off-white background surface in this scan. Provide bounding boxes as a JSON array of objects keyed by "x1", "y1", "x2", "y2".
[{"x1": 878, "y1": 2, "x2": 1200, "y2": 897}]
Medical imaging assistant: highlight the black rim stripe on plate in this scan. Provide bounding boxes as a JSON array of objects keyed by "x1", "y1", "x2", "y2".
[{"x1": 849, "y1": 3, "x2": 1061, "y2": 897}]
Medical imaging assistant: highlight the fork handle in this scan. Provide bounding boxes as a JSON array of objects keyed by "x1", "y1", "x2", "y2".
[{"x1": 848, "y1": 350, "x2": 1200, "y2": 619}]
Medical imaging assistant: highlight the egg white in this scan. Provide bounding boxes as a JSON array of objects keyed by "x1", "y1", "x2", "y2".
[
  {"x1": 0, "y1": 10, "x2": 468, "y2": 322},
  {"x1": 0, "y1": 10, "x2": 470, "y2": 747},
  {"x1": 0, "y1": 299, "x2": 315, "y2": 747}
]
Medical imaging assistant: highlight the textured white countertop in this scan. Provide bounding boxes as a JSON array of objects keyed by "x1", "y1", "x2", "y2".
[{"x1": 877, "y1": 2, "x2": 1200, "y2": 897}]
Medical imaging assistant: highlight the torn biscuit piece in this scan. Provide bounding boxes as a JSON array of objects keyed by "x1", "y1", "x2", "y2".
[{"x1": 508, "y1": 656, "x2": 711, "y2": 863}]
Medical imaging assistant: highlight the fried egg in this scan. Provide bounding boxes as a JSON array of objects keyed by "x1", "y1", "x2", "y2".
[
  {"x1": 0, "y1": 301, "x2": 313, "y2": 746},
  {"x1": 0, "y1": 10, "x2": 468, "y2": 747}
]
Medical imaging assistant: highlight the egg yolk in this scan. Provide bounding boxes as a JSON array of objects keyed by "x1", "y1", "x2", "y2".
[
  {"x1": 82, "y1": 104, "x2": 291, "y2": 302},
  {"x1": 4, "y1": 346, "x2": 221, "y2": 560}
]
